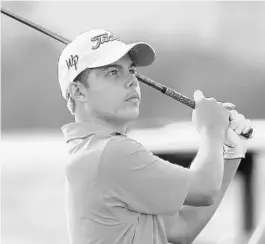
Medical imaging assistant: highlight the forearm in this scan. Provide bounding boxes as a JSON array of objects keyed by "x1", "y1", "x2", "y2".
[
  {"x1": 164, "y1": 158, "x2": 241, "y2": 244},
  {"x1": 185, "y1": 129, "x2": 225, "y2": 205}
]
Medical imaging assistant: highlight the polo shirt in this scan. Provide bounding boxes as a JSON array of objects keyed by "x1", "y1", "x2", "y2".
[{"x1": 61, "y1": 122, "x2": 191, "y2": 244}]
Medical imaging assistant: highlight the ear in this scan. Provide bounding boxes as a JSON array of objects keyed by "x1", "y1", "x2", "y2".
[{"x1": 68, "y1": 82, "x2": 88, "y2": 103}]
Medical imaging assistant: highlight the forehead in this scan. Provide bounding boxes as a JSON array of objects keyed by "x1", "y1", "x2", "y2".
[
  {"x1": 113, "y1": 53, "x2": 134, "y2": 66},
  {"x1": 89, "y1": 53, "x2": 135, "y2": 79},
  {"x1": 99, "y1": 53, "x2": 135, "y2": 71}
]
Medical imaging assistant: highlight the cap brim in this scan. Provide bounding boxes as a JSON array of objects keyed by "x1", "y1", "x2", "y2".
[{"x1": 89, "y1": 42, "x2": 156, "y2": 68}]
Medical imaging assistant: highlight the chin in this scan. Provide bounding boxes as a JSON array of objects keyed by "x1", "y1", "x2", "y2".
[{"x1": 121, "y1": 109, "x2": 140, "y2": 122}]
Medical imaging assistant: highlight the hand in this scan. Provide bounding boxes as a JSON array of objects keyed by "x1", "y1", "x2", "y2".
[
  {"x1": 223, "y1": 109, "x2": 252, "y2": 159},
  {"x1": 192, "y1": 90, "x2": 230, "y2": 137},
  {"x1": 229, "y1": 110, "x2": 252, "y2": 137}
]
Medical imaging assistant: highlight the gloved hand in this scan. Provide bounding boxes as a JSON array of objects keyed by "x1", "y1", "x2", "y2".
[{"x1": 223, "y1": 107, "x2": 252, "y2": 159}]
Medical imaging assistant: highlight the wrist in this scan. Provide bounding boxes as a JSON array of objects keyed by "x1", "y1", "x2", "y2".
[
  {"x1": 200, "y1": 128, "x2": 225, "y2": 156},
  {"x1": 201, "y1": 127, "x2": 226, "y2": 141}
]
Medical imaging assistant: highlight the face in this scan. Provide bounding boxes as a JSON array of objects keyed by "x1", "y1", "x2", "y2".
[{"x1": 83, "y1": 54, "x2": 141, "y2": 124}]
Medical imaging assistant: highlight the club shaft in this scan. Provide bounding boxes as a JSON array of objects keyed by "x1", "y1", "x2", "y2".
[
  {"x1": 135, "y1": 73, "x2": 196, "y2": 109},
  {"x1": 1, "y1": 7, "x2": 70, "y2": 45}
]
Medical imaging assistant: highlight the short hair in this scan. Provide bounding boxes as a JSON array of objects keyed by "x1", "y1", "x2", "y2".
[{"x1": 66, "y1": 68, "x2": 91, "y2": 115}]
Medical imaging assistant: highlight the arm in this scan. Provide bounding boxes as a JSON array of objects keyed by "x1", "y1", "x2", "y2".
[
  {"x1": 184, "y1": 90, "x2": 229, "y2": 206},
  {"x1": 100, "y1": 131, "x2": 224, "y2": 215},
  {"x1": 163, "y1": 158, "x2": 241, "y2": 244},
  {"x1": 184, "y1": 129, "x2": 225, "y2": 206},
  {"x1": 163, "y1": 110, "x2": 252, "y2": 244}
]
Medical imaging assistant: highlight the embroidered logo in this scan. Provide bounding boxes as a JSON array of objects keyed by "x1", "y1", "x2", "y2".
[
  {"x1": 91, "y1": 33, "x2": 120, "y2": 50},
  {"x1": 66, "y1": 55, "x2": 79, "y2": 70}
]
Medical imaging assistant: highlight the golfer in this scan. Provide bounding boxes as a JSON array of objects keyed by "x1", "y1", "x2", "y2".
[{"x1": 58, "y1": 29, "x2": 251, "y2": 244}]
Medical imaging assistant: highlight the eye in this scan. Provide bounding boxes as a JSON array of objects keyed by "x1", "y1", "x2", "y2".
[
  {"x1": 129, "y1": 68, "x2": 136, "y2": 74},
  {"x1": 109, "y1": 69, "x2": 119, "y2": 76}
]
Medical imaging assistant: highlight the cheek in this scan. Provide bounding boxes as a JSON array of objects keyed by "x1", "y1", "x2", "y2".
[{"x1": 89, "y1": 87, "x2": 124, "y2": 111}]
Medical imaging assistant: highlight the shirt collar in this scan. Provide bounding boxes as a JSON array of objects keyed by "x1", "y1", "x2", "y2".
[{"x1": 61, "y1": 122, "x2": 125, "y2": 143}]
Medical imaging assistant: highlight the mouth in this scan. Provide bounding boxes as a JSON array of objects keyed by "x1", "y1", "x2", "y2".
[{"x1": 125, "y1": 94, "x2": 141, "y2": 102}]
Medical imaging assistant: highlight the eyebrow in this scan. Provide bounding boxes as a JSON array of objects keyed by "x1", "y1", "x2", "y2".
[{"x1": 99, "y1": 62, "x2": 136, "y2": 71}]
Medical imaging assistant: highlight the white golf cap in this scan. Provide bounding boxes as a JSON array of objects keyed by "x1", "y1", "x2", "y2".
[{"x1": 58, "y1": 28, "x2": 156, "y2": 99}]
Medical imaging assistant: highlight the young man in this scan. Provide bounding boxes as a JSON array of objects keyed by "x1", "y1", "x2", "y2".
[{"x1": 58, "y1": 29, "x2": 252, "y2": 244}]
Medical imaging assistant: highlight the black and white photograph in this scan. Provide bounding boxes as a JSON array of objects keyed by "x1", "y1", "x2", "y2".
[{"x1": 1, "y1": 1, "x2": 265, "y2": 244}]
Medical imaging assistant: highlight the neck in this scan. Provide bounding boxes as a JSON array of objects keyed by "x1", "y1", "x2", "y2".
[{"x1": 75, "y1": 114, "x2": 128, "y2": 134}]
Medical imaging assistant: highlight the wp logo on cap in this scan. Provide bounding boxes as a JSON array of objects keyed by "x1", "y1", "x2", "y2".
[
  {"x1": 91, "y1": 33, "x2": 120, "y2": 50},
  {"x1": 66, "y1": 55, "x2": 79, "y2": 70}
]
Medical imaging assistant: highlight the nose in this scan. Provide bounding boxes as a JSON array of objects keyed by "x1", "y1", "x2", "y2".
[{"x1": 126, "y1": 74, "x2": 139, "y2": 88}]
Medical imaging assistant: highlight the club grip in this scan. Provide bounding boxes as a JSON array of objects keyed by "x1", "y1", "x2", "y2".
[{"x1": 164, "y1": 87, "x2": 254, "y2": 139}]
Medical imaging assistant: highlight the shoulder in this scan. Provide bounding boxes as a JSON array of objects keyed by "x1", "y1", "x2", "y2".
[
  {"x1": 100, "y1": 135, "x2": 158, "y2": 175},
  {"x1": 103, "y1": 135, "x2": 151, "y2": 158},
  {"x1": 65, "y1": 134, "x2": 119, "y2": 176}
]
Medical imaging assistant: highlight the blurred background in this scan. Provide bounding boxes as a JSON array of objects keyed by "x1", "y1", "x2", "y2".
[{"x1": 1, "y1": 1, "x2": 265, "y2": 244}]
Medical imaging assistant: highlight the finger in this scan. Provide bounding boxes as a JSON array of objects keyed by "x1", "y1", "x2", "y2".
[
  {"x1": 243, "y1": 119, "x2": 252, "y2": 134},
  {"x1": 223, "y1": 102, "x2": 236, "y2": 111},
  {"x1": 229, "y1": 113, "x2": 244, "y2": 130},
  {"x1": 233, "y1": 114, "x2": 246, "y2": 134},
  {"x1": 229, "y1": 110, "x2": 239, "y2": 121},
  {"x1": 230, "y1": 119, "x2": 239, "y2": 130},
  {"x1": 235, "y1": 123, "x2": 246, "y2": 135},
  {"x1": 193, "y1": 90, "x2": 205, "y2": 101}
]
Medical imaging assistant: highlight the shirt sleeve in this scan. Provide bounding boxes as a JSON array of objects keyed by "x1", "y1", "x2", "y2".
[{"x1": 99, "y1": 136, "x2": 192, "y2": 215}]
